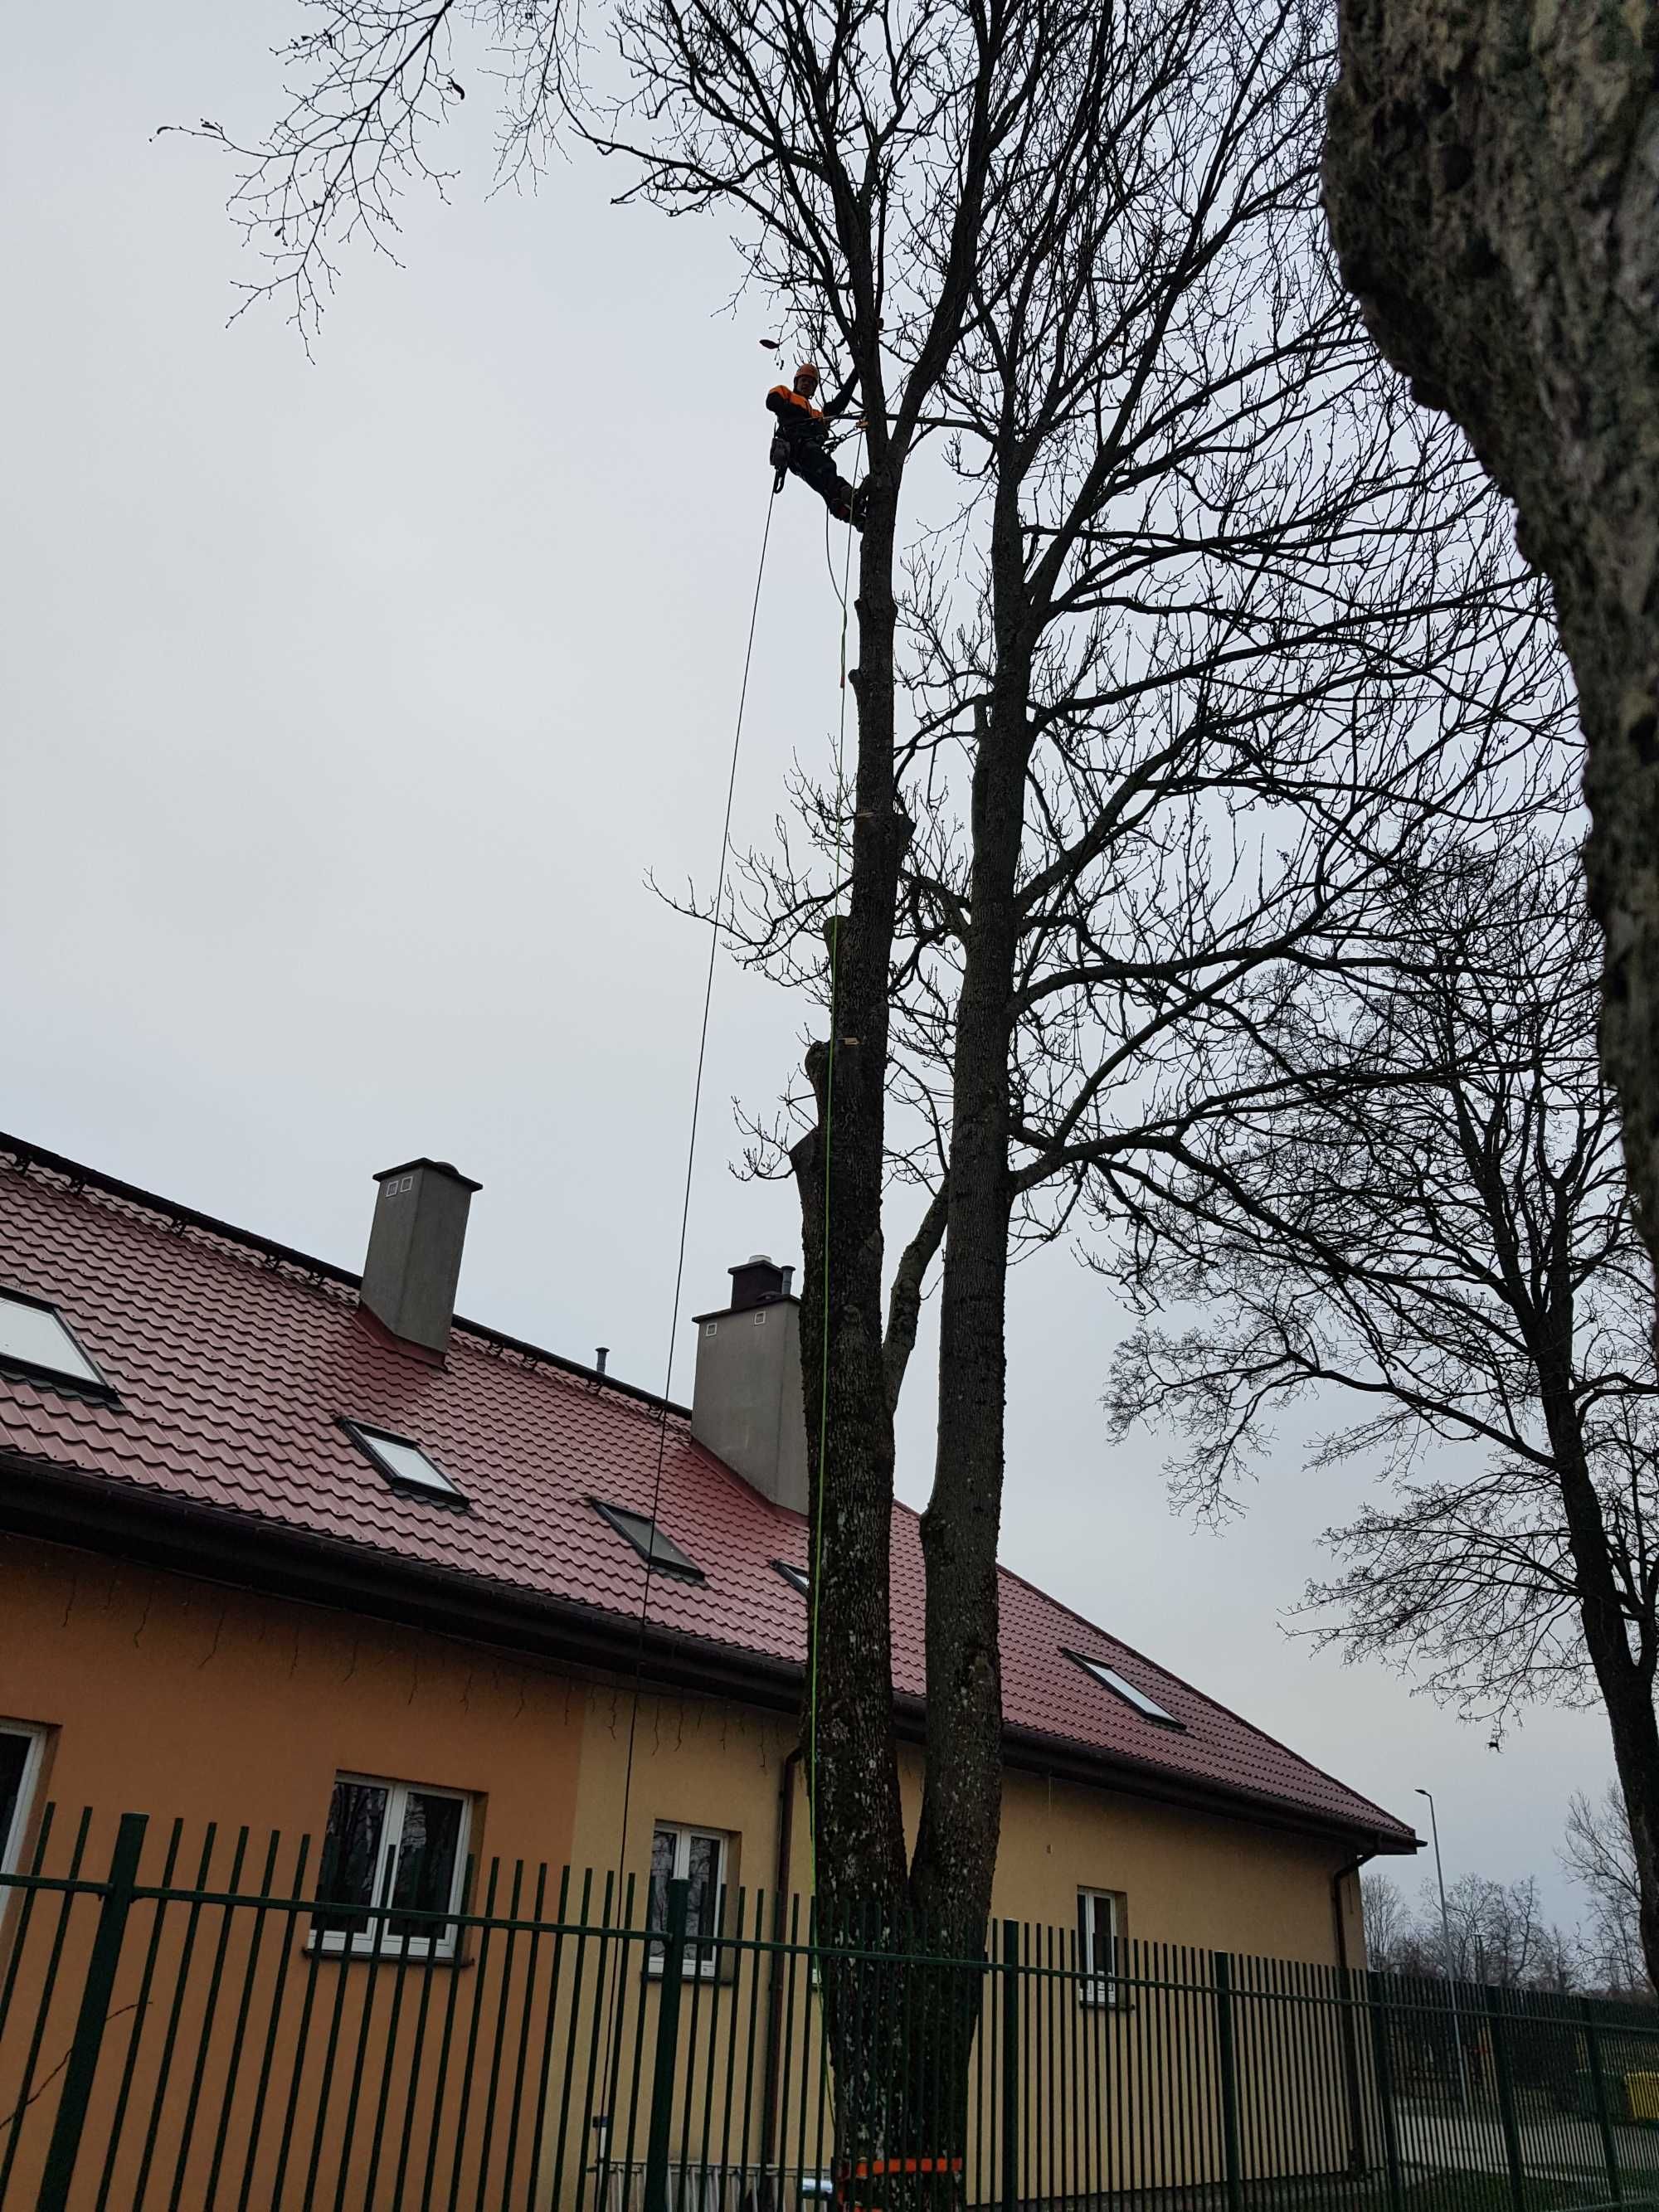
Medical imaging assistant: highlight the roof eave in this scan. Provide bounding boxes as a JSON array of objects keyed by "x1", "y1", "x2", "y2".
[{"x1": 0, "y1": 1451, "x2": 1418, "y2": 1855}]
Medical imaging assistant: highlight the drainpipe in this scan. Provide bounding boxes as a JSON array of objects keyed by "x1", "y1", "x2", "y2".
[
  {"x1": 1332, "y1": 1849, "x2": 1375, "y2": 2175},
  {"x1": 757, "y1": 1743, "x2": 803, "y2": 2201}
]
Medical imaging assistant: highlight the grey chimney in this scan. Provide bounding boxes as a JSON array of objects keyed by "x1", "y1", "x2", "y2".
[
  {"x1": 691, "y1": 1254, "x2": 808, "y2": 1514},
  {"x1": 360, "y1": 1158, "x2": 483, "y2": 1357}
]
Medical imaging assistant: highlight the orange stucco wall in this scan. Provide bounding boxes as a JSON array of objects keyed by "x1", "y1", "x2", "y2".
[
  {"x1": 0, "y1": 1535, "x2": 1382, "y2": 2208},
  {"x1": 0, "y1": 1532, "x2": 588, "y2": 2209},
  {"x1": 0, "y1": 1532, "x2": 585, "y2": 1867}
]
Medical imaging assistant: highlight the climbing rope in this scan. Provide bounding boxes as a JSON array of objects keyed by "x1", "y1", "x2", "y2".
[
  {"x1": 596, "y1": 477, "x2": 777, "y2": 2134},
  {"x1": 596, "y1": 413, "x2": 862, "y2": 2133}
]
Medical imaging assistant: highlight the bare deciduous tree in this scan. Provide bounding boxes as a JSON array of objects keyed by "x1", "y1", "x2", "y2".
[
  {"x1": 1321, "y1": 0, "x2": 1659, "y2": 1324},
  {"x1": 1564, "y1": 1786, "x2": 1653, "y2": 1996},
  {"x1": 718, "y1": 0, "x2": 1559, "y2": 1981},
  {"x1": 1362, "y1": 1866, "x2": 1582, "y2": 1993},
  {"x1": 1107, "y1": 824, "x2": 1659, "y2": 1986},
  {"x1": 206, "y1": 0, "x2": 1564, "y2": 2151}
]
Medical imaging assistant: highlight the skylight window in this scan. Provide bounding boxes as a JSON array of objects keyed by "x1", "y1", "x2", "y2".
[
  {"x1": 772, "y1": 1559, "x2": 810, "y2": 1597},
  {"x1": 592, "y1": 1500, "x2": 704, "y2": 1581},
  {"x1": 343, "y1": 1420, "x2": 465, "y2": 1503},
  {"x1": 1069, "y1": 1651, "x2": 1184, "y2": 1729},
  {"x1": 0, "y1": 1289, "x2": 110, "y2": 1393}
]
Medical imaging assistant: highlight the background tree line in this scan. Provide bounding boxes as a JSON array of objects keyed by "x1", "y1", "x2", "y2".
[{"x1": 1363, "y1": 1784, "x2": 1652, "y2": 2000}]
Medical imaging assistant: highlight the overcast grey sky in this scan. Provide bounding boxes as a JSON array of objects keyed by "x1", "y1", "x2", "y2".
[{"x1": 2, "y1": 0, "x2": 1618, "y2": 1927}]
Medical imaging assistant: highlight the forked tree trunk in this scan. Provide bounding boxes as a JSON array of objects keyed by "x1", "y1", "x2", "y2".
[
  {"x1": 1323, "y1": 0, "x2": 1659, "y2": 1296},
  {"x1": 791, "y1": 477, "x2": 1026, "y2": 2195}
]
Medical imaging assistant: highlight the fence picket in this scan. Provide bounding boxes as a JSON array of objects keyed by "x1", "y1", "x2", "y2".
[{"x1": 11, "y1": 1806, "x2": 1659, "y2": 2212}]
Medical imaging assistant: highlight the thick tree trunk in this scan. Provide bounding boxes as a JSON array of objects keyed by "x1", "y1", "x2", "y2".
[
  {"x1": 1535, "y1": 1341, "x2": 1659, "y2": 1988},
  {"x1": 911, "y1": 683, "x2": 1030, "y2": 1957},
  {"x1": 791, "y1": 473, "x2": 911, "y2": 1937},
  {"x1": 1323, "y1": 1, "x2": 1659, "y2": 1288}
]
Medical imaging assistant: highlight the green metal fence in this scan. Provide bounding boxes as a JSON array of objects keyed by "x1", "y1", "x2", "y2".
[{"x1": 3, "y1": 1806, "x2": 1659, "y2": 2212}]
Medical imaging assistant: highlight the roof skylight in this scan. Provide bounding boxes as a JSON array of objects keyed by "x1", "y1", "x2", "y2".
[
  {"x1": 772, "y1": 1559, "x2": 810, "y2": 1597},
  {"x1": 0, "y1": 1289, "x2": 110, "y2": 1393},
  {"x1": 1070, "y1": 1651, "x2": 1184, "y2": 1729},
  {"x1": 593, "y1": 1500, "x2": 704, "y2": 1581},
  {"x1": 343, "y1": 1420, "x2": 466, "y2": 1503}
]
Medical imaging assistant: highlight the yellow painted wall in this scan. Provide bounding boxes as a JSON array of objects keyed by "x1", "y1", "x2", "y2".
[
  {"x1": 0, "y1": 1533, "x2": 587, "y2": 2211},
  {"x1": 0, "y1": 1533, "x2": 585, "y2": 1869},
  {"x1": 0, "y1": 1537, "x2": 1379, "y2": 2210},
  {"x1": 571, "y1": 1681, "x2": 1365, "y2": 1967}
]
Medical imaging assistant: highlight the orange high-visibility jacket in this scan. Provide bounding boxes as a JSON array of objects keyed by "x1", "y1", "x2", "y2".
[{"x1": 766, "y1": 384, "x2": 830, "y2": 445}]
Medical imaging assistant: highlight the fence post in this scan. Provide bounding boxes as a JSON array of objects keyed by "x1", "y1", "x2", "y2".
[
  {"x1": 1336, "y1": 1964, "x2": 1369, "y2": 2175},
  {"x1": 36, "y1": 1811, "x2": 148, "y2": 2212},
  {"x1": 644, "y1": 1878, "x2": 689, "y2": 2212},
  {"x1": 1000, "y1": 1919, "x2": 1019, "y2": 2212},
  {"x1": 1582, "y1": 1996, "x2": 1623, "y2": 2205},
  {"x1": 1212, "y1": 1952, "x2": 1244, "y2": 2212},
  {"x1": 1484, "y1": 1984, "x2": 1527, "y2": 2212},
  {"x1": 1365, "y1": 1973, "x2": 1405, "y2": 2212}
]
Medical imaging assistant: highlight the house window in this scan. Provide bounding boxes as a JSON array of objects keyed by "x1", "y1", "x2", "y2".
[
  {"x1": 1078, "y1": 1888, "x2": 1120, "y2": 2006},
  {"x1": 593, "y1": 1501, "x2": 704, "y2": 1582},
  {"x1": 341, "y1": 1421, "x2": 466, "y2": 1504},
  {"x1": 771, "y1": 1559, "x2": 809, "y2": 1596},
  {"x1": 312, "y1": 1775, "x2": 472, "y2": 1957},
  {"x1": 1068, "y1": 1651, "x2": 1184, "y2": 1729},
  {"x1": 0, "y1": 1723, "x2": 46, "y2": 1876},
  {"x1": 648, "y1": 1822, "x2": 728, "y2": 1976},
  {"x1": 0, "y1": 1289, "x2": 110, "y2": 1395}
]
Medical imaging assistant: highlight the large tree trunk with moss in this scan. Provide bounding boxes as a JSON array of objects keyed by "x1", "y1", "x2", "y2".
[{"x1": 1322, "y1": 0, "x2": 1659, "y2": 1291}]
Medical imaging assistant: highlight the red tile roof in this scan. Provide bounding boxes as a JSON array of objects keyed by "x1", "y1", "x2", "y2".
[{"x1": 0, "y1": 1139, "x2": 1414, "y2": 1849}]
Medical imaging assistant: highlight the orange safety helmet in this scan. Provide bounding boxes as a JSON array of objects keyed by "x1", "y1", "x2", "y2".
[{"x1": 794, "y1": 362, "x2": 822, "y2": 391}]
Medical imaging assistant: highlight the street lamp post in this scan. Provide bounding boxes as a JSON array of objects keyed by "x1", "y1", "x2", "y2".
[{"x1": 1416, "y1": 1787, "x2": 1472, "y2": 2112}]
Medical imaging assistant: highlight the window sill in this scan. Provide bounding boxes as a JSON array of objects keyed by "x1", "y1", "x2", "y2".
[{"x1": 304, "y1": 1940, "x2": 471, "y2": 1969}]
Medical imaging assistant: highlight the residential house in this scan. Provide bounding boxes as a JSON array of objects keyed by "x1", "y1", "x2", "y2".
[{"x1": 0, "y1": 1135, "x2": 1417, "y2": 2207}]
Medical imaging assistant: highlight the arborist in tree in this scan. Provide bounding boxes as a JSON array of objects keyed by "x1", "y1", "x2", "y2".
[{"x1": 766, "y1": 362, "x2": 865, "y2": 527}]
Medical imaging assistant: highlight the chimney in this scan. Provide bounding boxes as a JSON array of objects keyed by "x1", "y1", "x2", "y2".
[
  {"x1": 360, "y1": 1158, "x2": 483, "y2": 1358},
  {"x1": 691, "y1": 1254, "x2": 808, "y2": 1514}
]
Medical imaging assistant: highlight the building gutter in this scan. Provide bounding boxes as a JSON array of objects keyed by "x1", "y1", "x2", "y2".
[
  {"x1": 0, "y1": 1448, "x2": 1417, "y2": 1857},
  {"x1": 757, "y1": 1743, "x2": 803, "y2": 2184},
  {"x1": 1331, "y1": 1848, "x2": 1375, "y2": 2173}
]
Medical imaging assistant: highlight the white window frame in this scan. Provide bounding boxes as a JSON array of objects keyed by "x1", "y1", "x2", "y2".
[
  {"x1": 1069, "y1": 1651, "x2": 1184, "y2": 1729},
  {"x1": 1078, "y1": 1887, "x2": 1121, "y2": 2008},
  {"x1": 341, "y1": 1420, "x2": 466, "y2": 1503},
  {"x1": 313, "y1": 1774, "x2": 473, "y2": 1960},
  {"x1": 0, "y1": 1721, "x2": 47, "y2": 1878},
  {"x1": 0, "y1": 1288, "x2": 110, "y2": 1395},
  {"x1": 648, "y1": 1821, "x2": 730, "y2": 1979}
]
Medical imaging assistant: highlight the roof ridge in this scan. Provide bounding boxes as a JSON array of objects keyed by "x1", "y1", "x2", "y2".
[{"x1": 0, "y1": 1131, "x2": 688, "y2": 1423}]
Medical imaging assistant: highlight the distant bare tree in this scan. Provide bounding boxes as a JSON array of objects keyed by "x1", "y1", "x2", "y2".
[
  {"x1": 1107, "y1": 824, "x2": 1659, "y2": 1987},
  {"x1": 1361, "y1": 1869, "x2": 1413, "y2": 1972},
  {"x1": 1564, "y1": 1786, "x2": 1653, "y2": 1996},
  {"x1": 1364, "y1": 1865, "x2": 1581, "y2": 1992}
]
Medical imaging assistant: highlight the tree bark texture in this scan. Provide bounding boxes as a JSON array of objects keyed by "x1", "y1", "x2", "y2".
[
  {"x1": 1323, "y1": 0, "x2": 1659, "y2": 1287},
  {"x1": 1532, "y1": 1312, "x2": 1659, "y2": 1990},
  {"x1": 791, "y1": 473, "x2": 912, "y2": 1939},
  {"x1": 911, "y1": 554, "x2": 1034, "y2": 1962}
]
